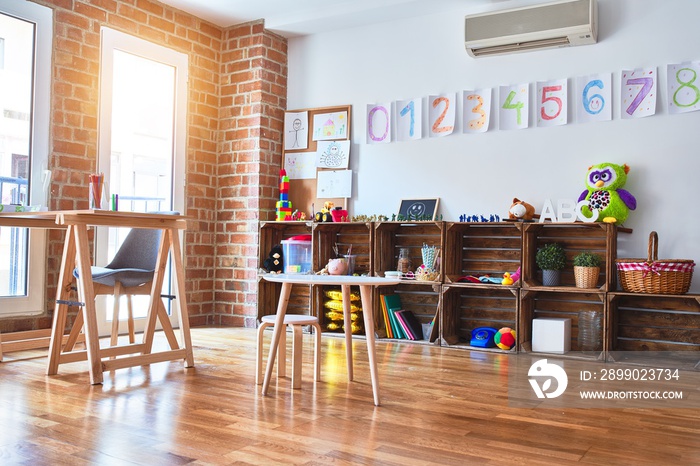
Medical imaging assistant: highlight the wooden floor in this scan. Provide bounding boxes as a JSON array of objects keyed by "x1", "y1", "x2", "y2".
[{"x1": 1, "y1": 327, "x2": 699, "y2": 465}]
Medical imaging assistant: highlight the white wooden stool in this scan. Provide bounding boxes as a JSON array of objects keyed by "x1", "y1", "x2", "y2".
[{"x1": 256, "y1": 314, "x2": 321, "y2": 389}]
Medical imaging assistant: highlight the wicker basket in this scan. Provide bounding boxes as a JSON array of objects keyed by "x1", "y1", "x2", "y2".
[
  {"x1": 616, "y1": 231, "x2": 695, "y2": 294},
  {"x1": 574, "y1": 266, "x2": 600, "y2": 289}
]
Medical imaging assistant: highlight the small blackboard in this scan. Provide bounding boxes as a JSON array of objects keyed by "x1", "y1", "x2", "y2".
[{"x1": 397, "y1": 198, "x2": 439, "y2": 221}]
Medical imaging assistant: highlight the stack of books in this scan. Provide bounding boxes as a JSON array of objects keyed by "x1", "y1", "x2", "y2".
[{"x1": 379, "y1": 294, "x2": 425, "y2": 340}]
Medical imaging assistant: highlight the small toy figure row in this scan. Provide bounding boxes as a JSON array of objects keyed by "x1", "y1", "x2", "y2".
[
  {"x1": 459, "y1": 214, "x2": 501, "y2": 222},
  {"x1": 393, "y1": 214, "x2": 443, "y2": 221}
]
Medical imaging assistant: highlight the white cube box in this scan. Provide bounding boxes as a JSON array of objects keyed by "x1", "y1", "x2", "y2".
[{"x1": 532, "y1": 318, "x2": 571, "y2": 354}]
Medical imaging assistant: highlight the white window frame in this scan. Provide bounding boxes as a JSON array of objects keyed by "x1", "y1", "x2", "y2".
[
  {"x1": 96, "y1": 27, "x2": 188, "y2": 334},
  {"x1": 0, "y1": 0, "x2": 52, "y2": 316}
]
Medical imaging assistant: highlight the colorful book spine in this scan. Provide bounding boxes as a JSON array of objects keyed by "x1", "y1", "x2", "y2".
[{"x1": 394, "y1": 311, "x2": 415, "y2": 340}]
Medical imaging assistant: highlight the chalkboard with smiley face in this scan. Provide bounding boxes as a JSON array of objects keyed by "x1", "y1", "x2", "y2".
[{"x1": 397, "y1": 198, "x2": 439, "y2": 221}]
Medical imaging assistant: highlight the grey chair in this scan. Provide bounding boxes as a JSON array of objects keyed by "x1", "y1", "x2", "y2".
[{"x1": 73, "y1": 211, "x2": 177, "y2": 346}]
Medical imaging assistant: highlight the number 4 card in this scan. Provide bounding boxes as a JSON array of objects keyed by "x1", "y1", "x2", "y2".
[{"x1": 499, "y1": 84, "x2": 529, "y2": 130}]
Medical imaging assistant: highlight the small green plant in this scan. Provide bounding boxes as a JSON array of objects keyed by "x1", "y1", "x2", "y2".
[
  {"x1": 573, "y1": 251, "x2": 601, "y2": 268},
  {"x1": 535, "y1": 243, "x2": 566, "y2": 270}
]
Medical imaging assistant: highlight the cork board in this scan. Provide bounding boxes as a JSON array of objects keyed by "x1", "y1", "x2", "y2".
[{"x1": 282, "y1": 104, "x2": 352, "y2": 218}]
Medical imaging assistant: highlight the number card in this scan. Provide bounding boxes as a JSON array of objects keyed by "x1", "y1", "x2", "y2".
[
  {"x1": 621, "y1": 68, "x2": 657, "y2": 119},
  {"x1": 428, "y1": 94, "x2": 455, "y2": 138},
  {"x1": 667, "y1": 61, "x2": 700, "y2": 114},
  {"x1": 537, "y1": 79, "x2": 568, "y2": 127},
  {"x1": 576, "y1": 73, "x2": 612, "y2": 123},
  {"x1": 463, "y1": 89, "x2": 491, "y2": 134},
  {"x1": 366, "y1": 103, "x2": 392, "y2": 144},
  {"x1": 396, "y1": 98, "x2": 423, "y2": 141},
  {"x1": 499, "y1": 84, "x2": 529, "y2": 130}
]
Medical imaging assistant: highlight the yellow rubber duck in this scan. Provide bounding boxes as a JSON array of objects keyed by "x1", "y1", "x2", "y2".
[{"x1": 502, "y1": 272, "x2": 514, "y2": 286}]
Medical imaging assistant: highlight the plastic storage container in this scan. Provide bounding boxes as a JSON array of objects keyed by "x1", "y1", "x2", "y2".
[{"x1": 281, "y1": 238, "x2": 312, "y2": 273}]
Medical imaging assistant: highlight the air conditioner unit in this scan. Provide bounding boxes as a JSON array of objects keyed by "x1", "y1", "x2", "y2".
[{"x1": 465, "y1": 0, "x2": 597, "y2": 58}]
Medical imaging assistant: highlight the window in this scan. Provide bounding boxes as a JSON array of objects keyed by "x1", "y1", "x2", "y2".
[
  {"x1": 0, "y1": 1, "x2": 52, "y2": 316},
  {"x1": 96, "y1": 27, "x2": 187, "y2": 335}
]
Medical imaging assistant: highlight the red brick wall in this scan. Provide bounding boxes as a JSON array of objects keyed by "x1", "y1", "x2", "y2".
[
  {"x1": 215, "y1": 21, "x2": 287, "y2": 327},
  {"x1": 0, "y1": 0, "x2": 287, "y2": 333}
]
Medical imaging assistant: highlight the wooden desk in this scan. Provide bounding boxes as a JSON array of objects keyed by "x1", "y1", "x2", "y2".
[
  {"x1": 0, "y1": 210, "x2": 194, "y2": 383},
  {"x1": 260, "y1": 274, "x2": 401, "y2": 406},
  {"x1": 0, "y1": 212, "x2": 65, "y2": 361}
]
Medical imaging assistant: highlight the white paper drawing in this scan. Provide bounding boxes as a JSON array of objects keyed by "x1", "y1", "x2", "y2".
[
  {"x1": 621, "y1": 68, "x2": 657, "y2": 119},
  {"x1": 396, "y1": 98, "x2": 422, "y2": 141},
  {"x1": 537, "y1": 78, "x2": 568, "y2": 128},
  {"x1": 499, "y1": 84, "x2": 529, "y2": 130},
  {"x1": 312, "y1": 111, "x2": 348, "y2": 141},
  {"x1": 317, "y1": 169, "x2": 352, "y2": 198},
  {"x1": 316, "y1": 140, "x2": 350, "y2": 168},
  {"x1": 428, "y1": 94, "x2": 456, "y2": 137},
  {"x1": 576, "y1": 73, "x2": 612, "y2": 123},
  {"x1": 367, "y1": 103, "x2": 392, "y2": 144},
  {"x1": 667, "y1": 61, "x2": 700, "y2": 114},
  {"x1": 284, "y1": 152, "x2": 316, "y2": 180},
  {"x1": 284, "y1": 111, "x2": 308, "y2": 150},
  {"x1": 463, "y1": 89, "x2": 491, "y2": 134}
]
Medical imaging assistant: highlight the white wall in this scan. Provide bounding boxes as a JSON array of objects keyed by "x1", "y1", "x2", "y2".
[{"x1": 287, "y1": 0, "x2": 700, "y2": 291}]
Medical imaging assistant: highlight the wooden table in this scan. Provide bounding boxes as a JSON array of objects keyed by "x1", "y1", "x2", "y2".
[
  {"x1": 260, "y1": 273, "x2": 401, "y2": 406},
  {"x1": 0, "y1": 212, "x2": 66, "y2": 361},
  {"x1": 0, "y1": 210, "x2": 194, "y2": 384}
]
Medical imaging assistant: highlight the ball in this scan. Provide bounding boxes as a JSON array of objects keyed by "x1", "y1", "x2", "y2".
[{"x1": 494, "y1": 327, "x2": 516, "y2": 350}]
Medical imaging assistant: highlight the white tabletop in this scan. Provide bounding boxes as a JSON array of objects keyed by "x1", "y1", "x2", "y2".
[{"x1": 260, "y1": 273, "x2": 401, "y2": 286}]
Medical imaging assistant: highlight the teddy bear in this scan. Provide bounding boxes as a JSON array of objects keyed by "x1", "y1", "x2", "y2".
[
  {"x1": 263, "y1": 244, "x2": 284, "y2": 273},
  {"x1": 508, "y1": 198, "x2": 535, "y2": 221}
]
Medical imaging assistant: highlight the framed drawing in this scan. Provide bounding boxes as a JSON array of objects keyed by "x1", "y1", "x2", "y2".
[{"x1": 397, "y1": 198, "x2": 439, "y2": 221}]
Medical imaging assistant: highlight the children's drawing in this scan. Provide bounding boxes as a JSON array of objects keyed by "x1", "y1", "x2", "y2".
[
  {"x1": 284, "y1": 111, "x2": 308, "y2": 150},
  {"x1": 367, "y1": 103, "x2": 392, "y2": 144},
  {"x1": 499, "y1": 84, "x2": 529, "y2": 130},
  {"x1": 537, "y1": 78, "x2": 568, "y2": 128},
  {"x1": 576, "y1": 73, "x2": 612, "y2": 123},
  {"x1": 667, "y1": 61, "x2": 700, "y2": 114},
  {"x1": 312, "y1": 111, "x2": 348, "y2": 141},
  {"x1": 317, "y1": 169, "x2": 352, "y2": 198},
  {"x1": 316, "y1": 140, "x2": 350, "y2": 168},
  {"x1": 284, "y1": 152, "x2": 316, "y2": 180},
  {"x1": 463, "y1": 88, "x2": 491, "y2": 134},
  {"x1": 428, "y1": 94, "x2": 456, "y2": 137},
  {"x1": 621, "y1": 68, "x2": 657, "y2": 119},
  {"x1": 396, "y1": 98, "x2": 422, "y2": 141}
]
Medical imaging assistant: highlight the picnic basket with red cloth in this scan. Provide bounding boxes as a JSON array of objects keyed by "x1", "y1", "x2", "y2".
[{"x1": 616, "y1": 231, "x2": 695, "y2": 294}]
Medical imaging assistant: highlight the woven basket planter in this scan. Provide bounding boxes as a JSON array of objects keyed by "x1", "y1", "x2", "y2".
[
  {"x1": 616, "y1": 231, "x2": 695, "y2": 294},
  {"x1": 574, "y1": 266, "x2": 600, "y2": 288}
]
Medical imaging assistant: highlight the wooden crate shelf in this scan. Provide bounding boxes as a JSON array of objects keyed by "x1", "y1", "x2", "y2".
[
  {"x1": 441, "y1": 283, "x2": 519, "y2": 353},
  {"x1": 374, "y1": 282, "x2": 440, "y2": 343},
  {"x1": 607, "y1": 292, "x2": 700, "y2": 369},
  {"x1": 521, "y1": 222, "x2": 619, "y2": 291},
  {"x1": 374, "y1": 221, "x2": 445, "y2": 283},
  {"x1": 257, "y1": 220, "x2": 694, "y2": 370},
  {"x1": 313, "y1": 222, "x2": 373, "y2": 275},
  {"x1": 519, "y1": 289, "x2": 606, "y2": 360},
  {"x1": 443, "y1": 221, "x2": 523, "y2": 285},
  {"x1": 314, "y1": 285, "x2": 366, "y2": 335},
  {"x1": 257, "y1": 221, "x2": 313, "y2": 322}
]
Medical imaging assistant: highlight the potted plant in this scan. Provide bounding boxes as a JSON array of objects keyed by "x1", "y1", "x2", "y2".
[
  {"x1": 535, "y1": 243, "x2": 566, "y2": 286},
  {"x1": 573, "y1": 251, "x2": 601, "y2": 288}
]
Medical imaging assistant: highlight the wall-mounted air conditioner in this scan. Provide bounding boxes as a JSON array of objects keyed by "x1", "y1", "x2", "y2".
[{"x1": 465, "y1": 0, "x2": 597, "y2": 58}]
